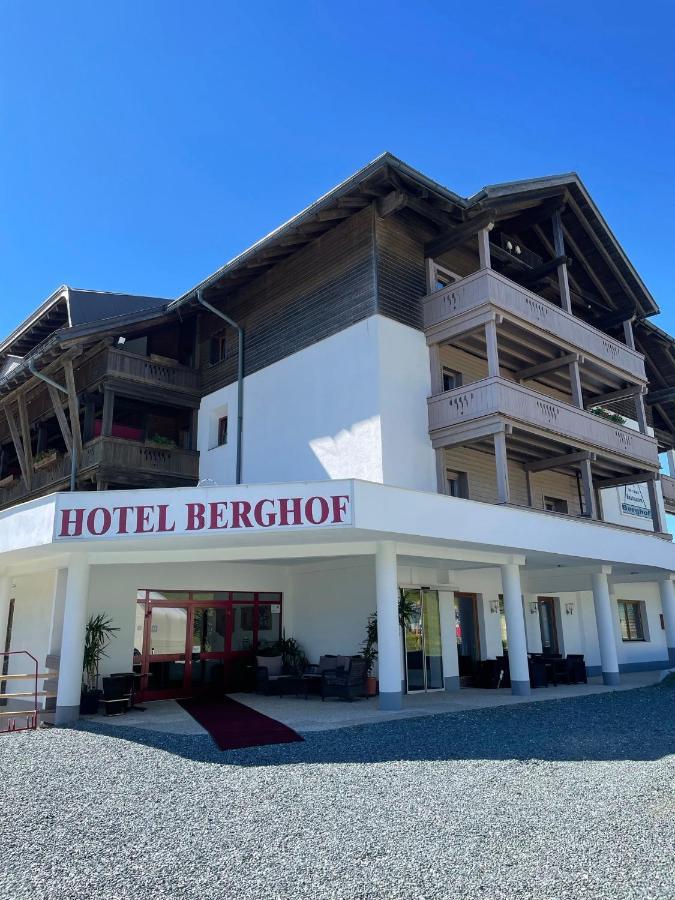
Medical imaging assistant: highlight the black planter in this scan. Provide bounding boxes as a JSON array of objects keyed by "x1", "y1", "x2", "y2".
[{"x1": 79, "y1": 689, "x2": 101, "y2": 715}]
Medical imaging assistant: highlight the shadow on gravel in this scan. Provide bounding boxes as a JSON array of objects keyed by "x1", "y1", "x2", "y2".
[{"x1": 73, "y1": 680, "x2": 675, "y2": 768}]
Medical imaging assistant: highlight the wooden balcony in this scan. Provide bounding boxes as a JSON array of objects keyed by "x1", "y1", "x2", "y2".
[
  {"x1": 427, "y1": 376, "x2": 659, "y2": 471},
  {"x1": 661, "y1": 474, "x2": 675, "y2": 515},
  {"x1": 0, "y1": 436, "x2": 199, "y2": 510},
  {"x1": 423, "y1": 269, "x2": 646, "y2": 385},
  {"x1": 75, "y1": 347, "x2": 200, "y2": 398}
]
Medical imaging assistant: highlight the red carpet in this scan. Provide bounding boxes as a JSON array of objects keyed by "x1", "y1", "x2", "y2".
[{"x1": 178, "y1": 696, "x2": 304, "y2": 750}]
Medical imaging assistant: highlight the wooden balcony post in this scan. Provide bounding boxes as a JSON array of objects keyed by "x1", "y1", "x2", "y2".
[
  {"x1": 552, "y1": 209, "x2": 572, "y2": 314},
  {"x1": 579, "y1": 458, "x2": 598, "y2": 519},
  {"x1": 485, "y1": 318, "x2": 500, "y2": 378},
  {"x1": 428, "y1": 343, "x2": 443, "y2": 395},
  {"x1": 493, "y1": 430, "x2": 510, "y2": 503},
  {"x1": 435, "y1": 448, "x2": 447, "y2": 494},
  {"x1": 568, "y1": 359, "x2": 584, "y2": 409},
  {"x1": 667, "y1": 449, "x2": 675, "y2": 478},
  {"x1": 623, "y1": 318, "x2": 636, "y2": 350},
  {"x1": 477, "y1": 228, "x2": 491, "y2": 270},
  {"x1": 101, "y1": 388, "x2": 115, "y2": 437},
  {"x1": 647, "y1": 478, "x2": 667, "y2": 534}
]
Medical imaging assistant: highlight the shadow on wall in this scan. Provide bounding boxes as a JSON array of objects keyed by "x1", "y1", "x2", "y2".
[
  {"x1": 309, "y1": 415, "x2": 382, "y2": 481},
  {"x1": 74, "y1": 678, "x2": 675, "y2": 767}
]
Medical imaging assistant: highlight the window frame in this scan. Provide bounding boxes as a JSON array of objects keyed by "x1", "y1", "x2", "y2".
[
  {"x1": 543, "y1": 496, "x2": 569, "y2": 515},
  {"x1": 617, "y1": 599, "x2": 646, "y2": 642},
  {"x1": 442, "y1": 367, "x2": 463, "y2": 393},
  {"x1": 217, "y1": 415, "x2": 228, "y2": 447},
  {"x1": 209, "y1": 331, "x2": 227, "y2": 366}
]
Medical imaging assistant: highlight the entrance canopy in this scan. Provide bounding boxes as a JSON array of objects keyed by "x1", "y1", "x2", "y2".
[{"x1": 1, "y1": 478, "x2": 674, "y2": 580}]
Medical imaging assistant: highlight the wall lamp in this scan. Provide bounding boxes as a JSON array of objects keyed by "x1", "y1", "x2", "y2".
[
  {"x1": 529, "y1": 600, "x2": 539, "y2": 614},
  {"x1": 565, "y1": 602, "x2": 576, "y2": 616},
  {"x1": 489, "y1": 599, "x2": 500, "y2": 615}
]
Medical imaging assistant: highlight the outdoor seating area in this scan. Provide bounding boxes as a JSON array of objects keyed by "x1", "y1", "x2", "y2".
[
  {"x1": 256, "y1": 653, "x2": 369, "y2": 702},
  {"x1": 473, "y1": 652, "x2": 588, "y2": 690}
]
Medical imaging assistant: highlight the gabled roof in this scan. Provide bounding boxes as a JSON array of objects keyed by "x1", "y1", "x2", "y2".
[
  {"x1": 0, "y1": 286, "x2": 169, "y2": 361},
  {"x1": 171, "y1": 152, "x2": 660, "y2": 322}
]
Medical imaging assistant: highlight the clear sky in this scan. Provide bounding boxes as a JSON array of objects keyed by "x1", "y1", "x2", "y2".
[{"x1": 1, "y1": 1, "x2": 674, "y2": 339}]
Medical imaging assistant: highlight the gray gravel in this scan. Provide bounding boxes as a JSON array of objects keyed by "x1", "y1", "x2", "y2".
[{"x1": 1, "y1": 681, "x2": 674, "y2": 900}]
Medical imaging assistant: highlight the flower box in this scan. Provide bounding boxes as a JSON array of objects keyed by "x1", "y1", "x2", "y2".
[
  {"x1": 33, "y1": 451, "x2": 58, "y2": 471},
  {"x1": 0, "y1": 474, "x2": 15, "y2": 488}
]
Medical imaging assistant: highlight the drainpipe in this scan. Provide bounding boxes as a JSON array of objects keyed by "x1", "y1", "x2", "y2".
[
  {"x1": 28, "y1": 361, "x2": 77, "y2": 491},
  {"x1": 196, "y1": 289, "x2": 244, "y2": 485}
]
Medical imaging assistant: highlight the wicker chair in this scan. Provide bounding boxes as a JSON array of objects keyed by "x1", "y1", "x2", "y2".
[{"x1": 320, "y1": 656, "x2": 367, "y2": 702}]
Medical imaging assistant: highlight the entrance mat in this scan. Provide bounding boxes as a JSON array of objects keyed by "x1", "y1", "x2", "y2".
[{"x1": 178, "y1": 696, "x2": 304, "y2": 751}]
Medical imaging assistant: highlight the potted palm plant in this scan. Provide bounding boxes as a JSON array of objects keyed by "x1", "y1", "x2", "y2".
[
  {"x1": 80, "y1": 613, "x2": 119, "y2": 714},
  {"x1": 362, "y1": 589, "x2": 417, "y2": 697}
]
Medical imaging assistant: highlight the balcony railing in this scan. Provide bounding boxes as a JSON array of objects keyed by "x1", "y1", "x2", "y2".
[
  {"x1": 661, "y1": 474, "x2": 675, "y2": 514},
  {"x1": 0, "y1": 437, "x2": 199, "y2": 510},
  {"x1": 76, "y1": 347, "x2": 200, "y2": 394},
  {"x1": 422, "y1": 269, "x2": 646, "y2": 383},
  {"x1": 427, "y1": 376, "x2": 659, "y2": 469}
]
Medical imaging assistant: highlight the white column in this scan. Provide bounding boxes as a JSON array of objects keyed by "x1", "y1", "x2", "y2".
[
  {"x1": 55, "y1": 555, "x2": 90, "y2": 724},
  {"x1": 591, "y1": 569, "x2": 620, "y2": 685},
  {"x1": 658, "y1": 576, "x2": 675, "y2": 667},
  {"x1": 439, "y1": 591, "x2": 459, "y2": 691},
  {"x1": 375, "y1": 542, "x2": 404, "y2": 710},
  {"x1": 0, "y1": 573, "x2": 11, "y2": 651},
  {"x1": 500, "y1": 564, "x2": 530, "y2": 695}
]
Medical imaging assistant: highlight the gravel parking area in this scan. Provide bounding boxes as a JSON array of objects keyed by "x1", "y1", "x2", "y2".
[{"x1": 1, "y1": 680, "x2": 674, "y2": 900}]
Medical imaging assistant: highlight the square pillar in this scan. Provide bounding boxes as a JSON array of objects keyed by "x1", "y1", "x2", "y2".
[
  {"x1": 500, "y1": 564, "x2": 530, "y2": 696},
  {"x1": 477, "y1": 228, "x2": 491, "y2": 269},
  {"x1": 591, "y1": 569, "x2": 620, "y2": 685},
  {"x1": 375, "y1": 542, "x2": 404, "y2": 710},
  {"x1": 0, "y1": 573, "x2": 11, "y2": 651},
  {"x1": 658, "y1": 576, "x2": 675, "y2": 667},
  {"x1": 438, "y1": 591, "x2": 460, "y2": 691},
  {"x1": 494, "y1": 430, "x2": 510, "y2": 504},
  {"x1": 647, "y1": 478, "x2": 667, "y2": 534},
  {"x1": 55, "y1": 555, "x2": 90, "y2": 725}
]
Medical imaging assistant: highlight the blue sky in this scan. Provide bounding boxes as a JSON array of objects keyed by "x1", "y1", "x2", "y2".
[{"x1": 1, "y1": 1, "x2": 674, "y2": 339}]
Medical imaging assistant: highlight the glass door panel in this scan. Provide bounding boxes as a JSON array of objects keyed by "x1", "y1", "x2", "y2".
[
  {"x1": 231, "y1": 604, "x2": 255, "y2": 652},
  {"x1": 538, "y1": 598, "x2": 559, "y2": 654},
  {"x1": 455, "y1": 594, "x2": 480, "y2": 677},
  {"x1": 190, "y1": 607, "x2": 227, "y2": 692},
  {"x1": 422, "y1": 590, "x2": 443, "y2": 689},
  {"x1": 257, "y1": 603, "x2": 282, "y2": 648},
  {"x1": 404, "y1": 589, "x2": 425, "y2": 692},
  {"x1": 146, "y1": 605, "x2": 189, "y2": 695}
]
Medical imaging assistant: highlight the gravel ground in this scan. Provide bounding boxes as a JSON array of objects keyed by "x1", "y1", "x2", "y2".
[{"x1": 1, "y1": 681, "x2": 674, "y2": 900}]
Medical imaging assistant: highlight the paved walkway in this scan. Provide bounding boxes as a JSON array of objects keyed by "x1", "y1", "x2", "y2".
[{"x1": 86, "y1": 669, "x2": 669, "y2": 736}]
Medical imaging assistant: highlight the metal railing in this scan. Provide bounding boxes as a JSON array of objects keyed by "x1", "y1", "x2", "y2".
[{"x1": 0, "y1": 651, "x2": 40, "y2": 734}]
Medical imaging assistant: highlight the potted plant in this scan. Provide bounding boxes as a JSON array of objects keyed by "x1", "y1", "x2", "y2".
[
  {"x1": 33, "y1": 449, "x2": 58, "y2": 470},
  {"x1": 80, "y1": 613, "x2": 119, "y2": 714},
  {"x1": 146, "y1": 434, "x2": 178, "y2": 448},
  {"x1": 361, "y1": 613, "x2": 378, "y2": 696}
]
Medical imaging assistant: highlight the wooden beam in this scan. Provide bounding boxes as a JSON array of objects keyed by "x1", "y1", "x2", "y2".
[
  {"x1": 63, "y1": 359, "x2": 83, "y2": 462},
  {"x1": 596, "y1": 471, "x2": 657, "y2": 490},
  {"x1": 519, "y1": 255, "x2": 571, "y2": 286},
  {"x1": 644, "y1": 386, "x2": 675, "y2": 405},
  {"x1": 525, "y1": 450, "x2": 596, "y2": 474},
  {"x1": 46, "y1": 384, "x2": 73, "y2": 455},
  {"x1": 585, "y1": 385, "x2": 643, "y2": 408},
  {"x1": 425, "y1": 209, "x2": 498, "y2": 258},
  {"x1": 377, "y1": 190, "x2": 407, "y2": 218},
  {"x1": 565, "y1": 194, "x2": 643, "y2": 310},
  {"x1": 5, "y1": 405, "x2": 30, "y2": 489},
  {"x1": 516, "y1": 353, "x2": 580, "y2": 382},
  {"x1": 17, "y1": 394, "x2": 34, "y2": 479}
]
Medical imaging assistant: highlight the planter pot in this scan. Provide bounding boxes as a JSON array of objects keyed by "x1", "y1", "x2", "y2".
[
  {"x1": 33, "y1": 452, "x2": 58, "y2": 471},
  {"x1": 366, "y1": 675, "x2": 378, "y2": 697},
  {"x1": 79, "y1": 690, "x2": 101, "y2": 715}
]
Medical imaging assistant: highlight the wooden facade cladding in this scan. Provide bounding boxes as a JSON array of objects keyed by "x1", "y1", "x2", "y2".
[
  {"x1": 423, "y1": 269, "x2": 647, "y2": 385},
  {"x1": 375, "y1": 213, "x2": 428, "y2": 330},
  {"x1": 427, "y1": 376, "x2": 659, "y2": 471},
  {"x1": 199, "y1": 206, "x2": 377, "y2": 395}
]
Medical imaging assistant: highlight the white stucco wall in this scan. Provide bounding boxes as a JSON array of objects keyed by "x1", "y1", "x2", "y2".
[
  {"x1": 197, "y1": 315, "x2": 436, "y2": 492},
  {"x1": 7, "y1": 571, "x2": 56, "y2": 684}
]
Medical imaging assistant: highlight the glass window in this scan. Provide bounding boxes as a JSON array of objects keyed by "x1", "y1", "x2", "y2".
[
  {"x1": 442, "y1": 368, "x2": 463, "y2": 392},
  {"x1": 232, "y1": 592, "x2": 255, "y2": 602},
  {"x1": 498, "y1": 597, "x2": 508, "y2": 650},
  {"x1": 544, "y1": 496, "x2": 568, "y2": 514},
  {"x1": 257, "y1": 605, "x2": 281, "y2": 647},
  {"x1": 618, "y1": 600, "x2": 645, "y2": 641},
  {"x1": 231, "y1": 604, "x2": 255, "y2": 652},
  {"x1": 192, "y1": 607, "x2": 226, "y2": 654},
  {"x1": 209, "y1": 332, "x2": 227, "y2": 365},
  {"x1": 217, "y1": 416, "x2": 228, "y2": 446}
]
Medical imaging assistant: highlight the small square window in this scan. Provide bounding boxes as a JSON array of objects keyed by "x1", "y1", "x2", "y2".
[
  {"x1": 544, "y1": 496, "x2": 568, "y2": 514},
  {"x1": 442, "y1": 368, "x2": 463, "y2": 392},
  {"x1": 217, "y1": 416, "x2": 228, "y2": 447},
  {"x1": 209, "y1": 332, "x2": 227, "y2": 366},
  {"x1": 447, "y1": 470, "x2": 469, "y2": 499}
]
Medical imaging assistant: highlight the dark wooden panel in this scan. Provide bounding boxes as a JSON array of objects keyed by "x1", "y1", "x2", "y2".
[
  {"x1": 199, "y1": 206, "x2": 377, "y2": 394},
  {"x1": 375, "y1": 214, "x2": 429, "y2": 331}
]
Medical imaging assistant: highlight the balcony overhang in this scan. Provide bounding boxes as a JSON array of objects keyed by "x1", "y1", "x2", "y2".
[
  {"x1": 428, "y1": 376, "x2": 659, "y2": 477},
  {"x1": 423, "y1": 269, "x2": 646, "y2": 393}
]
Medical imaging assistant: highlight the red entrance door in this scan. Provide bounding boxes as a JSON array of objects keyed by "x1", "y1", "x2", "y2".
[{"x1": 134, "y1": 590, "x2": 282, "y2": 701}]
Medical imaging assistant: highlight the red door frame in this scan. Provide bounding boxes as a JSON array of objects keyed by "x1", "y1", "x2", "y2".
[{"x1": 135, "y1": 591, "x2": 282, "y2": 701}]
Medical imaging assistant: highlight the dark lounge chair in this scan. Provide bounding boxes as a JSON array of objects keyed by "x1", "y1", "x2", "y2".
[
  {"x1": 320, "y1": 656, "x2": 367, "y2": 702},
  {"x1": 102, "y1": 676, "x2": 132, "y2": 715}
]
